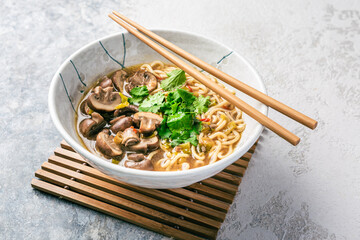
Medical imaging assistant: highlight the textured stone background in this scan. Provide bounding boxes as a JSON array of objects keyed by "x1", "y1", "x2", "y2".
[{"x1": 1, "y1": 0, "x2": 359, "y2": 239}]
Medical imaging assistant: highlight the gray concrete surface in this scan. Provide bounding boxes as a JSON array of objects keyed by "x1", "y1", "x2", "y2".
[{"x1": 1, "y1": 0, "x2": 359, "y2": 239}]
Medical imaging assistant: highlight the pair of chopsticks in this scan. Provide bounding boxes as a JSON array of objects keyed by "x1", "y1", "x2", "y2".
[{"x1": 108, "y1": 11, "x2": 318, "y2": 146}]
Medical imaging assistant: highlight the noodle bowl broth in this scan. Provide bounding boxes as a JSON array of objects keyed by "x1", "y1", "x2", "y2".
[{"x1": 76, "y1": 61, "x2": 246, "y2": 171}]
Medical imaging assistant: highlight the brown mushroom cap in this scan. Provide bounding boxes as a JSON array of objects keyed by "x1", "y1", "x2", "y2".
[
  {"x1": 80, "y1": 100, "x2": 92, "y2": 115},
  {"x1": 98, "y1": 76, "x2": 113, "y2": 88},
  {"x1": 109, "y1": 115, "x2": 126, "y2": 125},
  {"x1": 127, "y1": 153, "x2": 145, "y2": 161},
  {"x1": 110, "y1": 116, "x2": 133, "y2": 134},
  {"x1": 112, "y1": 70, "x2": 127, "y2": 92},
  {"x1": 125, "y1": 70, "x2": 158, "y2": 93},
  {"x1": 126, "y1": 141, "x2": 147, "y2": 153},
  {"x1": 124, "y1": 158, "x2": 153, "y2": 171},
  {"x1": 101, "y1": 128, "x2": 110, "y2": 135},
  {"x1": 127, "y1": 136, "x2": 160, "y2": 153},
  {"x1": 122, "y1": 127, "x2": 140, "y2": 146},
  {"x1": 114, "y1": 105, "x2": 139, "y2": 117},
  {"x1": 87, "y1": 86, "x2": 122, "y2": 112},
  {"x1": 79, "y1": 112, "x2": 106, "y2": 137},
  {"x1": 133, "y1": 112, "x2": 163, "y2": 135},
  {"x1": 95, "y1": 132, "x2": 123, "y2": 158},
  {"x1": 144, "y1": 136, "x2": 161, "y2": 151}
]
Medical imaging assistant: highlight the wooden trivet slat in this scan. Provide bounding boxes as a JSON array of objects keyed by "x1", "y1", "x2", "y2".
[{"x1": 31, "y1": 140, "x2": 258, "y2": 240}]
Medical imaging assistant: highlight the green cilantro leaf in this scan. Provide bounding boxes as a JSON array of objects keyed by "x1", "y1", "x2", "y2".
[
  {"x1": 186, "y1": 131, "x2": 199, "y2": 146},
  {"x1": 141, "y1": 86, "x2": 208, "y2": 147},
  {"x1": 128, "y1": 86, "x2": 149, "y2": 104},
  {"x1": 194, "y1": 95, "x2": 211, "y2": 114},
  {"x1": 177, "y1": 88, "x2": 196, "y2": 105},
  {"x1": 160, "y1": 69, "x2": 186, "y2": 91},
  {"x1": 130, "y1": 86, "x2": 149, "y2": 97},
  {"x1": 139, "y1": 92, "x2": 165, "y2": 113},
  {"x1": 167, "y1": 113, "x2": 194, "y2": 131},
  {"x1": 166, "y1": 90, "x2": 181, "y2": 103},
  {"x1": 158, "y1": 116, "x2": 172, "y2": 139},
  {"x1": 169, "y1": 127, "x2": 199, "y2": 147},
  {"x1": 192, "y1": 120, "x2": 203, "y2": 134},
  {"x1": 128, "y1": 96, "x2": 143, "y2": 104}
]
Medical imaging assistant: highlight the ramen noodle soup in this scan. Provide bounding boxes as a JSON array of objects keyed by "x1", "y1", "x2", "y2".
[{"x1": 76, "y1": 61, "x2": 246, "y2": 171}]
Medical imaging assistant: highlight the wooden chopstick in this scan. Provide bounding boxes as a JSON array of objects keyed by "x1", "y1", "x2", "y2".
[
  {"x1": 111, "y1": 11, "x2": 317, "y2": 130},
  {"x1": 108, "y1": 13, "x2": 300, "y2": 145}
]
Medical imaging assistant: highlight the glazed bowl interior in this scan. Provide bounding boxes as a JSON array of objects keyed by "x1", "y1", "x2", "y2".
[{"x1": 49, "y1": 30, "x2": 268, "y2": 188}]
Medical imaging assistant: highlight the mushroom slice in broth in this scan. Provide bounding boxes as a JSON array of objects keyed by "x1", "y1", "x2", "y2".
[
  {"x1": 110, "y1": 116, "x2": 133, "y2": 134},
  {"x1": 124, "y1": 158, "x2": 154, "y2": 171},
  {"x1": 133, "y1": 112, "x2": 163, "y2": 135},
  {"x1": 127, "y1": 153, "x2": 145, "y2": 161},
  {"x1": 79, "y1": 112, "x2": 106, "y2": 138},
  {"x1": 114, "y1": 105, "x2": 139, "y2": 117},
  {"x1": 95, "y1": 132, "x2": 123, "y2": 158},
  {"x1": 122, "y1": 127, "x2": 140, "y2": 146},
  {"x1": 125, "y1": 70, "x2": 158, "y2": 93},
  {"x1": 87, "y1": 86, "x2": 122, "y2": 112},
  {"x1": 98, "y1": 76, "x2": 113, "y2": 88},
  {"x1": 112, "y1": 70, "x2": 127, "y2": 92},
  {"x1": 127, "y1": 136, "x2": 160, "y2": 153}
]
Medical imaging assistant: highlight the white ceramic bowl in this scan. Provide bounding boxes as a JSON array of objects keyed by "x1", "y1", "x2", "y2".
[{"x1": 49, "y1": 30, "x2": 268, "y2": 189}]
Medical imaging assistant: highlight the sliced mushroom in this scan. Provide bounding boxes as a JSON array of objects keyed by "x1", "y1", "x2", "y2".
[
  {"x1": 112, "y1": 70, "x2": 127, "y2": 92},
  {"x1": 127, "y1": 153, "x2": 145, "y2": 161},
  {"x1": 133, "y1": 112, "x2": 163, "y2": 135},
  {"x1": 80, "y1": 100, "x2": 92, "y2": 115},
  {"x1": 110, "y1": 116, "x2": 133, "y2": 134},
  {"x1": 126, "y1": 141, "x2": 147, "y2": 153},
  {"x1": 114, "y1": 105, "x2": 139, "y2": 117},
  {"x1": 98, "y1": 76, "x2": 113, "y2": 88},
  {"x1": 109, "y1": 115, "x2": 126, "y2": 124},
  {"x1": 124, "y1": 158, "x2": 153, "y2": 171},
  {"x1": 79, "y1": 112, "x2": 106, "y2": 137},
  {"x1": 127, "y1": 136, "x2": 160, "y2": 153},
  {"x1": 101, "y1": 128, "x2": 110, "y2": 135},
  {"x1": 95, "y1": 132, "x2": 123, "y2": 158},
  {"x1": 87, "y1": 86, "x2": 122, "y2": 112},
  {"x1": 122, "y1": 127, "x2": 140, "y2": 146},
  {"x1": 145, "y1": 136, "x2": 161, "y2": 151},
  {"x1": 125, "y1": 70, "x2": 158, "y2": 93}
]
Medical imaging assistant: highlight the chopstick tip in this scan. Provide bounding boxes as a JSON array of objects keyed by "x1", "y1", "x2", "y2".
[
  {"x1": 293, "y1": 138, "x2": 300, "y2": 146},
  {"x1": 311, "y1": 121, "x2": 318, "y2": 130}
]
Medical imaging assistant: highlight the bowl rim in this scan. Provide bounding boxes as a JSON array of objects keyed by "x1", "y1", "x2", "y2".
[{"x1": 49, "y1": 28, "x2": 268, "y2": 178}]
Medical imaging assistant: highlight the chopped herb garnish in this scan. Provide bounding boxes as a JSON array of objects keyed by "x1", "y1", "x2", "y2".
[
  {"x1": 158, "y1": 116, "x2": 172, "y2": 139},
  {"x1": 138, "y1": 78, "x2": 211, "y2": 147},
  {"x1": 167, "y1": 112, "x2": 194, "y2": 131},
  {"x1": 128, "y1": 86, "x2": 149, "y2": 104},
  {"x1": 138, "y1": 92, "x2": 165, "y2": 113},
  {"x1": 160, "y1": 69, "x2": 186, "y2": 91},
  {"x1": 155, "y1": 88, "x2": 208, "y2": 146},
  {"x1": 177, "y1": 88, "x2": 196, "y2": 105},
  {"x1": 194, "y1": 95, "x2": 211, "y2": 114}
]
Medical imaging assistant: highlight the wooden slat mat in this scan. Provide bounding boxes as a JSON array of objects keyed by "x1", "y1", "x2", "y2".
[{"x1": 31, "y1": 140, "x2": 258, "y2": 240}]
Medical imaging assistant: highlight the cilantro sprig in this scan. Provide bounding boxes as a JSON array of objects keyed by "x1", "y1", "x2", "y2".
[
  {"x1": 139, "y1": 86, "x2": 211, "y2": 147},
  {"x1": 138, "y1": 92, "x2": 165, "y2": 113},
  {"x1": 128, "y1": 86, "x2": 149, "y2": 104},
  {"x1": 160, "y1": 69, "x2": 186, "y2": 91}
]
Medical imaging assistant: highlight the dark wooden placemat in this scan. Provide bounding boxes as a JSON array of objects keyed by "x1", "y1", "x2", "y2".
[{"x1": 31, "y1": 140, "x2": 257, "y2": 240}]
